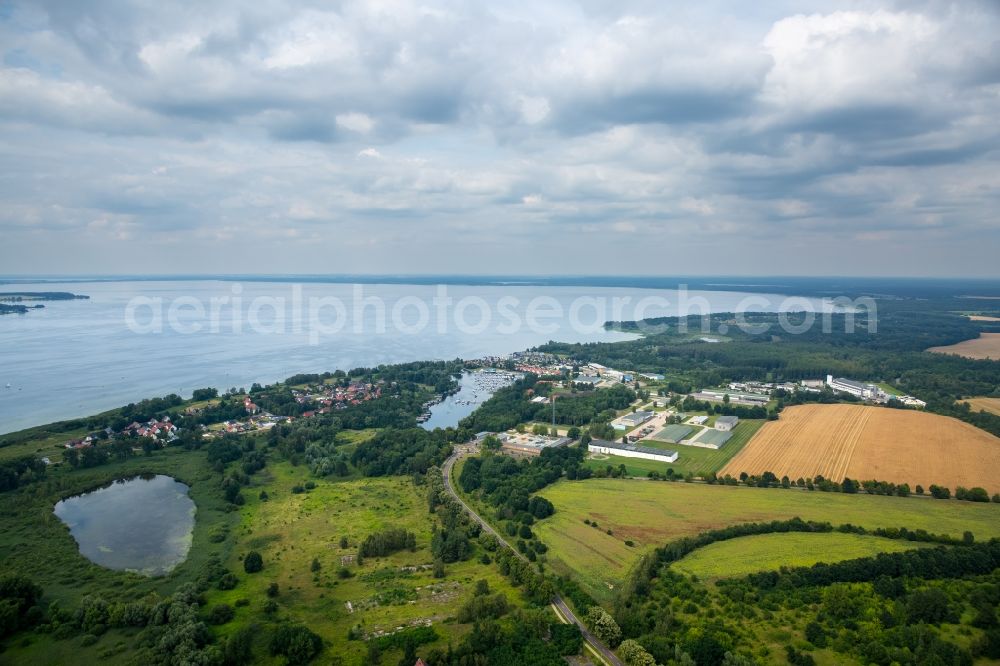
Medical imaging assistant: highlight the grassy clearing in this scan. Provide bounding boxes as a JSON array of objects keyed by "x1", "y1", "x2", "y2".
[
  {"x1": 533, "y1": 478, "x2": 1000, "y2": 604},
  {"x1": 0, "y1": 426, "x2": 90, "y2": 462},
  {"x1": 672, "y1": 532, "x2": 928, "y2": 580},
  {"x1": 201, "y1": 466, "x2": 522, "y2": 665}
]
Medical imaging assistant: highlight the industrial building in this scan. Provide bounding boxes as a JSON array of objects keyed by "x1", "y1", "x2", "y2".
[
  {"x1": 826, "y1": 375, "x2": 878, "y2": 400},
  {"x1": 691, "y1": 390, "x2": 769, "y2": 406},
  {"x1": 715, "y1": 415, "x2": 739, "y2": 431},
  {"x1": 619, "y1": 410, "x2": 654, "y2": 427},
  {"x1": 688, "y1": 429, "x2": 733, "y2": 449},
  {"x1": 588, "y1": 439, "x2": 678, "y2": 463},
  {"x1": 499, "y1": 432, "x2": 571, "y2": 457}
]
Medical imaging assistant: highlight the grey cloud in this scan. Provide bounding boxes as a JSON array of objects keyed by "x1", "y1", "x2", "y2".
[{"x1": 0, "y1": 1, "x2": 998, "y2": 277}]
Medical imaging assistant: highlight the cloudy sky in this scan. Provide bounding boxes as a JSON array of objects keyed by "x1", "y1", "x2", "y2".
[{"x1": 1, "y1": 1, "x2": 998, "y2": 277}]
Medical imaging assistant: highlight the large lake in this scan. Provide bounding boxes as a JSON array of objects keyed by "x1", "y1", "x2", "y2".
[
  {"x1": 0, "y1": 279, "x2": 835, "y2": 433},
  {"x1": 53, "y1": 474, "x2": 195, "y2": 576}
]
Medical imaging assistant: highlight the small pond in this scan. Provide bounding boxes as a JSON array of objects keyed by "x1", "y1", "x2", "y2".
[{"x1": 54, "y1": 474, "x2": 196, "y2": 576}]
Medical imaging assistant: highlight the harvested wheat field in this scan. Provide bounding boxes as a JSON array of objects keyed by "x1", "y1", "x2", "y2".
[
  {"x1": 721, "y1": 404, "x2": 1000, "y2": 492},
  {"x1": 927, "y1": 332, "x2": 1000, "y2": 360},
  {"x1": 964, "y1": 397, "x2": 1000, "y2": 416}
]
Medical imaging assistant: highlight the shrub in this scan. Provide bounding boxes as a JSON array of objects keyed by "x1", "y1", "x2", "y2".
[
  {"x1": 217, "y1": 573, "x2": 238, "y2": 590},
  {"x1": 584, "y1": 606, "x2": 622, "y2": 647},
  {"x1": 244, "y1": 551, "x2": 264, "y2": 574},
  {"x1": 269, "y1": 623, "x2": 323, "y2": 665},
  {"x1": 209, "y1": 604, "x2": 235, "y2": 625}
]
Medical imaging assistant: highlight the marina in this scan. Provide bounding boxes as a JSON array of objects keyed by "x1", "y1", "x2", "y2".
[{"x1": 419, "y1": 369, "x2": 523, "y2": 430}]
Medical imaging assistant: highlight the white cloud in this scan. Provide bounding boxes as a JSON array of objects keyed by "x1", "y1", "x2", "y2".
[{"x1": 336, "y1": 112, "x2": 375, "y2": 133}]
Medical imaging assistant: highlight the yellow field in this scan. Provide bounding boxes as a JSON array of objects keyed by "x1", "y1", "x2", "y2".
[
  {"x1": 720, "y1": 404, "x2": 1000, "y2": 492},
  {"x1": 963, "y1": 397, "x2": 1000, "y2": 416},
  {"x1": 927, "y1": 332, "x2": 1000, "y2": 360}
]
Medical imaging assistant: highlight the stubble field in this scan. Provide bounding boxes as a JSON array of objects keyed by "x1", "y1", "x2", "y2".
[
  {"x1": 927, "y1": 332, "x2": 1000, "y2": 359},
  {"x1": 720, "y1": 404, "x2": 1000, "y2": 491},
  {"x1": 963, "y1": 396, "x2": 1000, "y2": 416}
]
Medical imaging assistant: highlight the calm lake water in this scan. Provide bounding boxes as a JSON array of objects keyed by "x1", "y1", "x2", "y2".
[
  {"x1": 0, "y1": 279, "x2": 833, "y2": 434},
  {"x1": 53, "y1": 474, "x2": 195, "y2": 576}
]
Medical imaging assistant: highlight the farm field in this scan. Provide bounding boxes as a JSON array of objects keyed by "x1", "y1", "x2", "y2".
[
  {"x1": 928, "y1": 332, "x2": 1000, "y2": 359},
  {"x1": 963, "y1": 396, "x2": 1000, "y2": 416},
  {"x1": 532, "y1": 478, "x2": 1000, "y2": 603},
  {"x1": 672, "y1": 532, "x2": 928, "y2": 580},
  {"x1": 720, "y1": 404, "x2": 1000, "y2": 492}
]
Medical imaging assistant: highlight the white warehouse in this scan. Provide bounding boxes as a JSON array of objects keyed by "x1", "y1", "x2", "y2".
[
  {"x1": 588, "y1": 439, "x2": 678, "y2": 463},
  {"x1": 826, "y1": 374, "x2": 877, "y2": 400}
]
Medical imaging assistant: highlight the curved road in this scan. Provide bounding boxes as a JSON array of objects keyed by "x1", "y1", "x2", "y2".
[{"x1": 442, "y1": 452, "x2": 623, "y2": 666}]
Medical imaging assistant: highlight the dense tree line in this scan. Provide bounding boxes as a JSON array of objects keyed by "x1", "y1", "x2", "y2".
[
  {"x1": 0, "y1": 455, "x2": 47, "y2": 492},
  {"x1": 357, "y1": 527, "x2": 417, "y2": 558},
  {"x1": 738, "y1": 539, "x2": 1000, "y2": 591},
  {"x1": 426, "y1": 467, "x2": 478, "y2": 564},
  {"x1": 420, "y1": 607, "x2": 582, "y2": 665},
  {"x1": 0, "y1": 575, "x2": 43, "y2": 639},
  {"x1": 613, "y1": 527, "x2": 1000, "y2": 666},
  {"x1": 351, "y1": 428, "x2": 460, "y2": 477},
  {"x1": 458, "y1": 446, "x2": 583, "y2": 521}
]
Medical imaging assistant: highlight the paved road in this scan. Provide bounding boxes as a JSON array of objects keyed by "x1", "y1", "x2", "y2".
[{"x1": 442, "y1": 452, "x2": 623, "y2": 666}]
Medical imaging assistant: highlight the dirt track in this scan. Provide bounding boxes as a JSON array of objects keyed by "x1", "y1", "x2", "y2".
[{"x1": 721, "y1": 404, "x2": 1000, "y2": 492}]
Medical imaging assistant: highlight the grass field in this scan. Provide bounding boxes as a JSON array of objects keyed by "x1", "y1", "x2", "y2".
[
  {"x1": 532, "y1": 478, "x2": 1000, "y2": 603},
  {"x1": 721, "y1": 404, "x2": 1000, "y2": 492},
  {"x1": 672, "y1": 532, "x2": 927, "y2": 580},
  {"x1": 928, "y1": 332, "x2": 1000, "y2": 360},
  {"x1": 199, "y1": 467, "x2": 519, "y2": 665},
  {"x1": 963, "y1": 396, "x2": 1000, "y2": 416}
]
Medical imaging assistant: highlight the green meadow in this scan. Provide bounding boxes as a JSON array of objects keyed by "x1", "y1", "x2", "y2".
[
  {"x1": 532, "y1": 478, "x2": 1000, "y2": 603},
  {"x1": 671, "y1": 531, "x2": 928, "y2": 580},
  {"x1": 202, "y1": 467, "x2": 523, "y2": 665}
]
